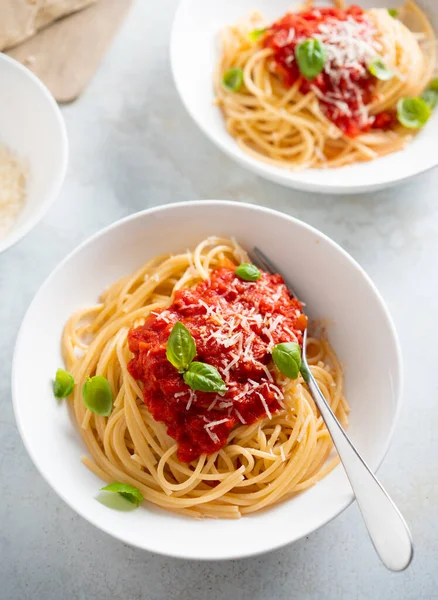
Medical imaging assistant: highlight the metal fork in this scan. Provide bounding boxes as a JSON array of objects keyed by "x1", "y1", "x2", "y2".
[{"x1": 252, "y1": 247, "x2": 413, "y2": 572}]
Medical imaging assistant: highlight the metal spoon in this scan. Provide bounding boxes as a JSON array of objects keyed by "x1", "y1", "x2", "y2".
[{"x1": 252, "y1": 247, "x2": 413, "y2": 572}]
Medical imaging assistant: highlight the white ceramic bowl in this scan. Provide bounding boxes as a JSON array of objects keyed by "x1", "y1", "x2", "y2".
[
  {"x1": 170, "y1": 0, "x2": 438, "y2": 194},
  {"x1": 12, "y1": 201, "x2": 402, "y2": 559},
  {"x1": 0, "y1": 54, "x2": 68, "y2": 253}
]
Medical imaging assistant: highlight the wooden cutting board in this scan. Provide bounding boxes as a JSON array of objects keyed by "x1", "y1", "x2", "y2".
[{"x1": 7, "y1": 0, "x2": 133, "y2": 104}]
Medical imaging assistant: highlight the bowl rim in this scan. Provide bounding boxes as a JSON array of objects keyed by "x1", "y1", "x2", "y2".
[
  {"x1": 0, "y1": 53, "x2": 69, "y2": 255},
  {"x1": 12, "y1": 200, "x2": 404, "y2": 559},
  {"x1": 169, "y1": 0, "x2": 438, "y2": 194}
]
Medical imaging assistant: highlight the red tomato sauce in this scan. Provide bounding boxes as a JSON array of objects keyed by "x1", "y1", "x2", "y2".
[
  {"x1": 263, "y1": 6, "x2": 393, "y2": 137},
  {"x1": 128, "y1": 267, "x2": 307, "y2": 463}
]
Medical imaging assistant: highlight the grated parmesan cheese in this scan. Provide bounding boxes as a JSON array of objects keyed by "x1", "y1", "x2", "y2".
[
  {"x1": 204, "y1": 418, "x2": 229, "y2": 443},
  {"x1": 0, "y1": 146, "x2": 27, "y2": 239},
  {"x1": 311, "y1": 15, "x2": 381, "y2": 125},
  {"x1": 234, "y1": 408, "x2": 247, "y2": 424},
  {"x1": 257, "y1": 391, "x2": 272, "y2": 420},
  {"x1": 186, "y1": 389, "x2": 196, "y2": 411}
]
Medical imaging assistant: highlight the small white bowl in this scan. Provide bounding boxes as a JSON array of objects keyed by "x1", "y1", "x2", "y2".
[
  {"x1": 0, "y1": 54, "x2": 68, "y2": 253},
  {"x1": 12, "y1": 201, "x2": 402, "y2": 560},
  {"x1": 170, "y1": 0, "x2": 438, "y2": 194}
]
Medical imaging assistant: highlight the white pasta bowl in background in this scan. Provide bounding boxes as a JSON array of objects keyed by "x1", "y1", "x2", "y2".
[
  {"x1": 0, "y1": 54, "x2": 68, "y2": 254},
  {"x1": 12, "y1": 201, "x2": 402, "y2": 559},
  {"x1": 170, "y1": 0, "x2": 438, "y2": 194}
]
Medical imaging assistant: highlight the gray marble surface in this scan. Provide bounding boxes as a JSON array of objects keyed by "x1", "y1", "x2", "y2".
[{"x1": 1, "y1": 1, "x2": 438, "y2": 598}]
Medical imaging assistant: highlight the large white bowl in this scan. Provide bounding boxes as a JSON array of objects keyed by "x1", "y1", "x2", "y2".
[
  {"x1": 0, "y1": 54, "x2": 68, "y2": 253},
  {"x1": 170, "y1": 0, "x2": 438, "y2": 194},
  {"x1": 12, "y1": 201, "x2": 402, "y2": 559}
]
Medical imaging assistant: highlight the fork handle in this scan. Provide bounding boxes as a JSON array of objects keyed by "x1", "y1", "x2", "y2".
[{"x1": 306, "y1": 368, "x2": 413, "y2": 571}]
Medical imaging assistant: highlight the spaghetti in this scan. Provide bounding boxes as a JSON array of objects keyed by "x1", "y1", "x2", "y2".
[
  {"x1": 215, "y1": 1, "x2": 437, "y2": 169},
  {"x1": 62, "y1": 237, "x2": 349, "y2": 518}
]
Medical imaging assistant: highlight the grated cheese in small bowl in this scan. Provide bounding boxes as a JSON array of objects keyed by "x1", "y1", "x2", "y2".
[{"x1": 0, "y1": 145, "x2": 28, "y2": 239}]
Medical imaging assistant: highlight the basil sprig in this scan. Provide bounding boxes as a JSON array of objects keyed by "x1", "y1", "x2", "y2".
[
  {"x1": 222, "y1": 68, "x2": 244, "y2": 92},
  {"x1": 235, "y1": 263, "x2": 261, "y2": 281},
  {"x1": 295, "y1": 39, "x2": 326, "y2": 80},
  {"x1": 101, "y1": 482, "x2": 143, "y2": 507},
  {"x1": 248, "y1": 28, "x2": 266, "y2": 42},
  {"x1": 388, "y1": 8, "x2": 397, "y2": 17},
  {"x1": 184, "y1": 362, "x2": 227, "y2": 394},
  {"x1": 82, "y1": 375, "x2": 113, "y2": 416},
  {"x1": 53, "y1": 368, "x2": 75, "y2": 398},
  {"x1": 166, "y1": 322, "x2": 227, "y2": 394},
  {"x1": 368, "y1": 57, "x2": 394, "y2": 81},
  {"x1": 397, "y1": 97, "x2": 431, "y2": 129},
  {"x1": 272, "y1": 342, "x2": 302, "y2": 379},
  {"x1": 166, "y1": 321, "x2": 196, "y2": 372},
  {"x1": 422, "y1": 78, "x2": 438, "y2": 110}
]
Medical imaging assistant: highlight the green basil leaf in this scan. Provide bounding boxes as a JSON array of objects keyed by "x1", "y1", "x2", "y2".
[
  {"x1": 295, "y1": 38, "x2": 326, "y2": 80},
  {"x1": 272, "y1": 342, "x2": 301, "y2": 380},
  {"x1": 387, "y1": 8, "x2": 397, "y2": 17},
  {"x1": 368, "y1": 57, "x2": 394, "y2": 81},
  {"x1": 397, "y1": 97, "x2": 431, "y2": 129},
  {"x1": 422, "y1": 89, "x2": 438, "y2": 109},
  {"x1": 300, "y1": 363, "x2": 310, "y2": 384},
  {"x1": 222, "y1": 68, "x2": 244, "y2": 92},
  {"x1": 235, "y1": 263, "x2": 261, "y2": 281},
  {"x1": 249, "y1": 28, "x2": 266, "y2": 42},
  {"x1": 422, "y1": 79, "x2": 438, "y2": 109},
  {"x1": 429, "y1": 78, "x2": 438, "y2": 92},
  {"x1": 101, "y1": 482, "x2": 144, "y2": 507},
  {"x1": 183, "y1": 362, "x2": 227, "y2": 394},
  {"x1": 82, "y1": 375, "x2": 113, "y2": 416},
  {"x1": 53, "y1": 368, "x2": 75, "y2": 398},
  {"x1": 166, "y1": 321, "x2": 197, "y2": 373}
]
